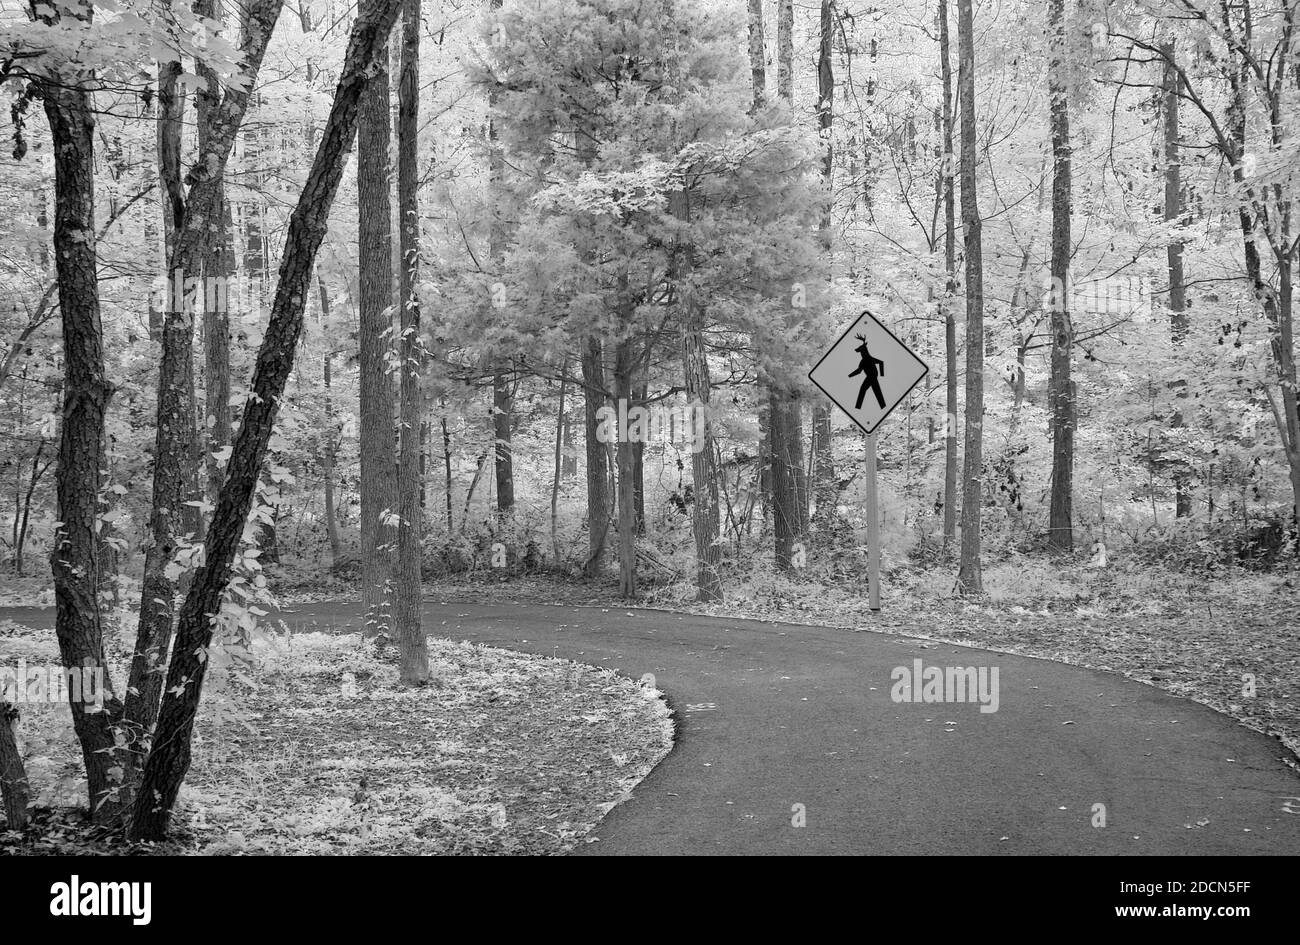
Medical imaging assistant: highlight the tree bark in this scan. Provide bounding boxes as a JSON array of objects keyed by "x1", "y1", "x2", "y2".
[
  {"x1": 197, "y1": 0, "x2": 233, "y2": 534},
  {"x1": 317, "y1": 279, "x2": 343, "y2": 560},
  {"x1": 492, "y1": 372, "x2": 515, "y2": 524},
  {"x1": 35, "y1": 0, "x2": 130, "y2": 822},
  {"x1": 614, "y1": 337, "x2": 637, "y2": 599},
  {"x1": 581, "y1": 337, "x2": 610, "y2": 576},
  {"x1": 129, "y1": 0, "x2": 283, "y2": 771},
  {"x1": 811, "y1": 0, "x2": 836, "y2": 532},
  {"x1": 0, "y1": 701, "x2": 29, "y2": 830},
  {"x1": 358, "y1": 0, "x2": 398, "y2": 640},
  {"x1": 776, "y1": 0, "x2": 793, "y2": 102},
  {"x1": 552, "y1": 370, "x2": 567, "y2": 564},
  {"x1": 955, "y1": 0, "x2": 984, "y2": 593},
  {"x1": 1047, "y1": 0, "x2": 1074, "y2": 553},
  {"x1": 939, "y1": 0, "x2": 958, "y2": 551},
  {"x1": 770, "y1": 0, "x2": 806, "y2": 567},
  {"x1": 1162, "y1": 40, "x2": 1191, "y2": 519},
  {"x1": 746, "y1": 0, "x2": 767, "y2": 106},
  {"x1": 395, "y1": 0, "x2": 429, "y2": 684},
  {"x1": 130, "y1": 0, "x2": 405, "y2": 839},
  {"x1": 489, "y1": 0, "x2": 514, "y2": 528},
  {"x1": 674, "y1": 191, "x2": 723, "y2": 601}
]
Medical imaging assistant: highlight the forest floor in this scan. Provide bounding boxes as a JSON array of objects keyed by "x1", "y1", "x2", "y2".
[
  {"x1": 285, "y1": 558, "x2": 1300, "y2": 766},
  {"x1": 0, "y1": 615, "x2": 673, "y2": 855}
]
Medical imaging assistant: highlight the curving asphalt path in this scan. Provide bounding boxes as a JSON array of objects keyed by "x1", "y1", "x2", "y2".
[{"x1": 5, "y1": 600, "x2": 1299, "y2": 855}]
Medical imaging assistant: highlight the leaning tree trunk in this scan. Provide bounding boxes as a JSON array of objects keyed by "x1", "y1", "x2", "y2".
[
  {"x1": 128, "y1": 1, "x2": 283, "y2": 781},
  {"x1": 358, "y1": 0, "x2": 398, "y2": 640},
  {"x1": 130, "y1": 0, "x2": 406, "y2": 840},
  {"x1": 955, "y1": 0, "x2": 984, "y2": 593},
  {"x1": 1046, "y1": 0, "x2": 1074, "y2": 554},
  {"x1": 394, "y1": 0, "x2": 429, "y2": 684},
  {"x1": 1222, "y1": 48, "x2": 1300, "y2": 532}
]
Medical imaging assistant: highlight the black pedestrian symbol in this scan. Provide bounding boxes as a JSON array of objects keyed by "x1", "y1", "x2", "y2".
[{"x1": 848, "y1": 334, "x2": 886, "y2": 411}]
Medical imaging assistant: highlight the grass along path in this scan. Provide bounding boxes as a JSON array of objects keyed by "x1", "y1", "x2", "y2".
[{"x1": 0, "y1": 621, "x2": 673, "y2": 855}]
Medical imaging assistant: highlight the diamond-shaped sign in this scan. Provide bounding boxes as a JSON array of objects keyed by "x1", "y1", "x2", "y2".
[{"x1": 809, "y1": 310, "x2": 929, "y2": 435}]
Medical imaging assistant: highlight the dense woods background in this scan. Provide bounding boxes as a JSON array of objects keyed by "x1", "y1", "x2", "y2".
[{"x1": 2, "y1": 0, "x2": 1298, "y2": 837}]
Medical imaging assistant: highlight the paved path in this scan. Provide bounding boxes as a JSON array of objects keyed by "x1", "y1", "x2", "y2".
[{"x1": 6, "y1": 601, "x2": 1299, "y2": 854}]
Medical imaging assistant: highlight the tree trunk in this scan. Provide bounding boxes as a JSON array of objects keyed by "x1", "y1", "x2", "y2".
[
  {"x1": 811, "y1": 0, "x2": 835, "y2": 525},
  {"x1": 674, "y1": 191, "x2": 723, "y2": 601},
  {"x1": 129, "y1": 0, "x2": 405, "y2": 839},
  {"x1": 0, "y1": 701, "x2": 29, "y2": 830},
  {"x1": 492, "y1": 372, "x2": 515, "y2": 523},
  {"x1": 552, "y1": 371, "x2": 567, "y2": 564},
  {"x1": 614, "y1": 338, "x2": 637, "y2": 599},
  {"x1": 633, "y1": 380, "x2": 647, "y2": 535},
  {"x1": 776, "y1": 0, "x2": 793, "y2": 102},
  {"x1": 358, "y1": 0, "x2": 397, "y2": 640},
  {"x1": 318, "y1": 279, "x2": 343, "y2": 561},
  {"x1": 582, "y1": 337, "x2": 610, "y2": 576},
  {"x1": 441, "y1": 414, "x2": 454, "y2": 532},
  {"x1": 36, "y1": 1, "x2": 133, "y2": 822},
  {"x1": 1162, "y1": 40, "x2": 1191, "y2": 519},
  {"x1": 395, "y1": 0, "x2": 429, "y2": 684},
  {"x1": 1222, "y1": 48, "x2": 1300, "y2": 530},
  {"x1": 770, "y1": 0, "x2": 805, "y2": 567},
  {"x1": 130, "y1": 1, "x2": 282, "y2": 763},
  {"x1": 939, "y1": 0, "x2": 958, "y2": 551},
  {"x1": 488, "y1": 0, "x2": 514, "y2": 529},
  {"x1": 955, "y1": 0, "x2": 984, "y2": 593},
  {"x1": 198, "y1": 0, "x2": 233, "y2": 530},
  {"x1": 746, "y1": 0, "x2": 766, "y2": 106},
  {"x1": 1046, "y1": 0, "x2": 1073, "y2": 553}
]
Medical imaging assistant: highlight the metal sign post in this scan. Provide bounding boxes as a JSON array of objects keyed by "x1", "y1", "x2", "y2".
[
  {"x1": 809, "y1": 310, "x2": 928, "y2": 618},
  {"x1": 865, "y1": 431, "x2": 881, "y2": 613}
]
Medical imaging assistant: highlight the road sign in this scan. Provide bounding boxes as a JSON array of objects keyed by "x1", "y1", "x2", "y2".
[
  {"x1": 808, "y1": 310, "x2": 929, "y2": 436},
  {"x1": 808, "y1": 311, "x2": 927, "y2": 615}
]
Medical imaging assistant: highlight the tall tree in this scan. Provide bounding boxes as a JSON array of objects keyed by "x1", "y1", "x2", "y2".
[
  {"x1": 395, "y1": 0, "x2": 429, "y2": 684},
  {"x1": 613, "y1": 331, "x2": 638, "y2": 598},
  {"x1": 581, "y1": 338, "x2": 611, "y2": 576},
  {"x1": 1046, "y1": 0, "x2": 1073, "y2": 553},
  {"x1": 1162, "y1": 38, "x2": 1191, "y2": 519},
  {"x1": 955, "y1": 0, "x2": 983, "y2": 592},
  {"x1": 33, "y1": 0, "x2": 129, "y2": 822},
  {"x1": 770, "y1": 0, "x2": 807, "y2": 569},
  {"x1": 674, "y1": 187, "x2": 723, "y2": 601},
  {"x1": 746, "y1": 0, "x2": 766, "y2": 106},
  {"x1": 358, "y1": 0, "x2": 398, "y2": 640},
  {"x1": 197, "y1": 0, "x2": 233, "y2": 524},
  {"x1": 489, "y1": 0, "x2": 514, "y2": 530},
  {"x1": 810, "y1": 0, "x2": 837, "y2": 532},
  {"x1": 938, "y1": 0, "x2": 958, "y2": 551},
  {"x1": 130, "y1": 0, "x2": 406, "y2": 839},
  {"x1": 125, "y1": 0, "x2": 283, "y2": 820}
]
